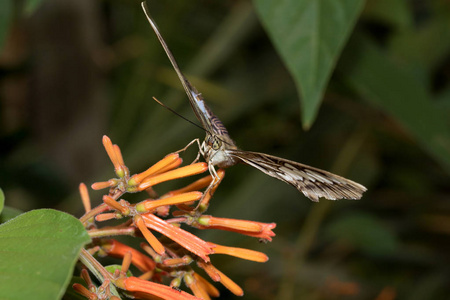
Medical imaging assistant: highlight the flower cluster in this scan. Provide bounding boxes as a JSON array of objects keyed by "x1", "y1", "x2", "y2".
[{"x1": 74, "y1": 136, "x2": 276, "y2": 299}]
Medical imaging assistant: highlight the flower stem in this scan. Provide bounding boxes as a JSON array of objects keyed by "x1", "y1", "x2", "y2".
[
  {"x1": 88, "y1": 226, "x2": 137, "y2": 238},
  {"x1": 78, "y1": 248, "x2": 121, "y2": 297},
  {"x1": 80, "y1": 203, "x2": 111, "y2": 224}
]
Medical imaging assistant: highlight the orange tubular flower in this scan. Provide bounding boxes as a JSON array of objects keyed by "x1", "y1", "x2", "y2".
[
  {"x1": 138, "y1": 163, "x2": 208, "y2": 191},
  {"x1": 192, "y1": 273, "x2": 220, "y2": 298},
  {"x1": 184, "y1": 274, "x2": 210, "y2": 300},
  {"x1": 134, "y1": 215, "x2": 166, "y2": 255},
  {"x1": 95, "y1": 213, "x2": 117, "y2": 222},
  {"x1": 103, "y1": 195, "x2": 130, "y2": 215},
  {"x1": 196, "y1": 261, "x2": 220, "y2": 282},
  {"x1": 101, "y1": 240, "x2": 156, "y2": 273},
  {"x1": 141, "y1": 213, "x2": 214, "y2": 262},
  {"x1": 197, "y1": 261, "x2": 243, "y2": 296},
  {"x1": 129, "y1": 153, "x2": 182, "y2": 185},
  {"x1": 195, "y1": 215, "x2": 277, "y2": 242},
  {"x1": 207, "y1": 243, "x2": 268, "y2": 262},
  {"x1": 184, "y1": 272, "x2": 220, "y2": 300},
  {"x1": 117, "y1": 276, "x2": 200, "y2": 300},
  {"x1": 91, "y1": 179, "x2": 118, "y2": 190},
  {"x1": 136, "y1": 191, "x2": 203, "y2": 213},
  {"x1": 165, "y1": 173, "x2": 214, "y2": 196},
  {"x1": 198, "y1": 215, "x2": 263, "y2": 232},
  {"x1": 212, "y1": 267, "x2": 243, "y2": 296},
  {"x1": 72, "y1": 284, "x2": 94, "y2": 299},
  {"x1": 102, "y1": 135, "x2": 128, "y2": 178},
  {"x1": 238, "y1": 222, "x2": 277, "y2": 242},
  {"x1": 79, "y1": 183, "x2": 91, "y2": 213}
]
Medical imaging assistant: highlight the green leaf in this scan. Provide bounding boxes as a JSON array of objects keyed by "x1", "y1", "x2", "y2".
[
  {"x1": 0, "y1": 188, "x2": 4, "y2": 215},
  {"x1": 0, "y1": 206, "x2": 23, "y2": 224},
  {"x1": 339, "y1": 34, "x2": 450, "y2": 173},
  {"x1": 0, "y1": 0, "x2": 12, "y2": 51},
  {"x1": 253, "y1": 0, "x2": 365, "y2": 128},
  {"x1": 0, "y1": 209, "x2": 91, "y2": 300},
  {"x1": 325, "y1": 212, "x2": 400, "y2": 256}
]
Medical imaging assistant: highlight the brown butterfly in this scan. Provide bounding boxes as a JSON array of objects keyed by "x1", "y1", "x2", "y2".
[{"x1": 141, "y1": 2, "x2": 366, "y2": 202}]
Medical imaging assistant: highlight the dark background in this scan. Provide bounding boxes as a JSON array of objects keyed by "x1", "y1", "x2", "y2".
[{"x1": 1, "y1": 0, "x2": 450, "y2": 299}]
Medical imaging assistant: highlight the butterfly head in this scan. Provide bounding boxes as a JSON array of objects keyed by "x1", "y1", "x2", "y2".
[{"x1": 201, "y1": 133, "x2": 238, "y2": 168}]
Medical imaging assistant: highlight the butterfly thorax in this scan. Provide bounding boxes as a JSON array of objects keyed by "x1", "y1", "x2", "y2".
[{"x1": 201, "y1": 133, "x2": 239, "y2": 168}]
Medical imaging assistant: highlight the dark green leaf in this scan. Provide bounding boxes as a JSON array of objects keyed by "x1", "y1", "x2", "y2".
[
  {"x1": 339, "y1": 35, "x2": 450, "y2": 173},
  {"x1": 0, "y1": 209, "x2": 91, "y2": 300},
  {"x1": 253, "y1": 0, "x2": 365, "y2": 128}
]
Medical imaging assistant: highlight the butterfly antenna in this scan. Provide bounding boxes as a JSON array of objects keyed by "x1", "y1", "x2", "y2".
[
  {"x1": 152, "y1": 97, "x2": 235, "y2": 147},
  {"x1": 152, "y1": 97, "x2": 207, "y2": 133}
]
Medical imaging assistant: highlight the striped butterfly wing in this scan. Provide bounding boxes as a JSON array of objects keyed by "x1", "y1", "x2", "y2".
[{"x1": 227, "y1": 149, "x2": 366, "y2": 202}]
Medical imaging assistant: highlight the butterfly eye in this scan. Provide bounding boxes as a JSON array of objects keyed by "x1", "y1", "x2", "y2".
[{"x1": 212, "y1": 139, "x2": 221, "y2": 150}]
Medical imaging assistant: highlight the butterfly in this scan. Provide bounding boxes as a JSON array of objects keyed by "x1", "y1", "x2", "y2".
[{"x1": 141, "y1": 2, "x2": 366, "y2": 202}]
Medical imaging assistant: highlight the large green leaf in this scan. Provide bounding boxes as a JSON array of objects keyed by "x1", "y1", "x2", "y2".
[
  {"x1": 339, "y1": 35, "x2": 450, "y2": 173},
  {"x1": 253, "y1": 0, "x2": 365, "y2": 128},
  {"x1": 0, "y1": 209, "x2": 91, "y2": 300}
]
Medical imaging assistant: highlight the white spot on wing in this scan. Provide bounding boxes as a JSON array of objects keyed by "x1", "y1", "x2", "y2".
[
  {"x1": 305, "y1": 171, "x2": 334, "y2": 184},
  {"x1": 279, "y1": 165, "x2": 304, "y2": 181}
]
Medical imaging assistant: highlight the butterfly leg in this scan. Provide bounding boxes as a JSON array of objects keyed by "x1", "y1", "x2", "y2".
[
  {"x1": 175, "y1": 138, "x2": 200, "y2": 154},
  {"x1": 195, "y1": 164, "x2": 224, "y2": 212},
  {"x1": 174, "y1": 138, "x2": 203, "y2": 164}
]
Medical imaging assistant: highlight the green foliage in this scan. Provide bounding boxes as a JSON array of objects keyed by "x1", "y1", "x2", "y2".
[
  {"x1": 0, "y1": 0, "x2": 45, "y2": 51},
  {"x1": 0, "y1": 0, "x2": 12, "y2": 51},
  {"x1": 340, "y1": 35, "x2": 450, "y2": 173},
  {"x1": 24, "y1": 0, "x2": 46, "y2": 16},
  {"x1": 0, "y1": 210, "x2": 90, "y2": 300},
  {"x1": 254, "y1": 0, "x2": 365, "y2": 128},
  {"x1": 1, "y1": 0, "x2": 450, "y2": 299},
  {"x1": 325, "y1": 212, "x2": 400, "y2": 256}
]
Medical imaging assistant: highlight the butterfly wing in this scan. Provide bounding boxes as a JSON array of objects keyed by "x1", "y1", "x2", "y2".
[
  {"x1": 141, "y1": 2, "x2": 216, "y2": 134},
  {"x1": 227, "y1": 149, "x2": 366, "y2": 201}
]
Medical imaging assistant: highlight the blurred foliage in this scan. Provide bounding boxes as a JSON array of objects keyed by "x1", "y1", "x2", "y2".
[{"x1": 1, "y1": 0, "x2": 450, "y2": 299}]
